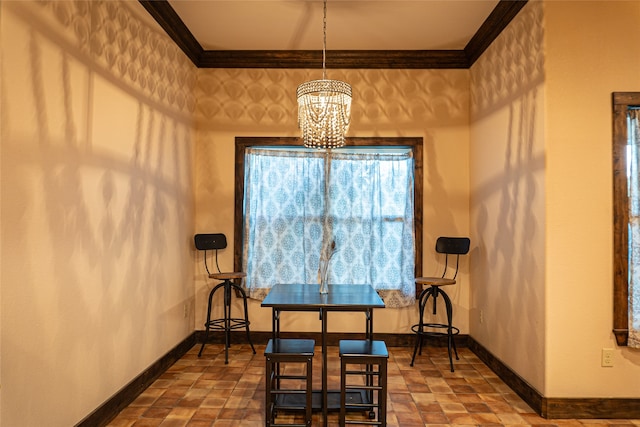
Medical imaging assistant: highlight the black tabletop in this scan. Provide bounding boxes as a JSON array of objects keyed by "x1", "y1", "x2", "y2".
[{"x1": 261, "y1": 283, "x2": 385, "y2": 309}]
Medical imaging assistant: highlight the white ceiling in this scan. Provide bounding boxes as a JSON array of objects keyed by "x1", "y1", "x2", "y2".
[{"x1": 167, "y1": 0, "x2": 500, "y2": 51}]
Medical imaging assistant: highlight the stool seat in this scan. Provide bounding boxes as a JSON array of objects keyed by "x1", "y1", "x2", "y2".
[
  {"x1": 339, "y1": 339, "x2": 389, "y2": 358},
  {"x1": 266, "y1": 338, "x2": 315, "y2": 356},
  {"x1": 415, "y1": 276, "x2": 456, "y2": 287},
  {"x1": 209, "y1": 271, "x2": 246, "y2": 280}
]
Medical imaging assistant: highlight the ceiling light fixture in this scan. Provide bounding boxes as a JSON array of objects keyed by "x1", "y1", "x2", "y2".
[{"x1": 296, "y1": 0, "x2": 352, "y2": 149}]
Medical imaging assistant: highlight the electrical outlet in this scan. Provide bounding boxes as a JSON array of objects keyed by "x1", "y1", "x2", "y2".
[
  {"x1": 601, "y1": 348, "x2": 614, "y2": 367},
  {"x1": 479, "y1": 310, "x2": 484, "y2": 324},
  {"x1": 183, "y1": 303, "x2": 189, "y2": 319}
]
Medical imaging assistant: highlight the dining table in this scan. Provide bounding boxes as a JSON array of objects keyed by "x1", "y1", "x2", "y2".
[{"x1": 261, "y1": 283, "x2": 385, "y2": 425}]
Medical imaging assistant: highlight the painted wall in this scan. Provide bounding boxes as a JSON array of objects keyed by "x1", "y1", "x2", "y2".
[
  {"x1": 470, "y1": 0, "x2": 640, "y2": 398},
  {"x1": 0, "y1": 2, "x2": 197, "y2": 426},
  {"x1": 469, "y1": 0, "x2": 547, "y2": 393},
  {"x1": 6, "y1": 2, "x2": 639, "y2": 425},
  {"x1": 543, "y1": 0, "x2": 640, "y2": 397},
  {"x1": 194, "y1": 68, "x2": 471, "y2": 336}
]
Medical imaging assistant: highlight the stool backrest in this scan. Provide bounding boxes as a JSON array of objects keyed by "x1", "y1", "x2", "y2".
[
  {"x1": 194, "y1": 233, "x2": 227, "y2": 250},
  {"x1": 435, "y1": 237, "x2": 470, "y2": 280},
  {"x1": 194, "y1": 233, "x2": 228, "y2": 274}
]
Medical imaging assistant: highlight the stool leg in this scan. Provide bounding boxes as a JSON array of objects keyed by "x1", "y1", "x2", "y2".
[
  {"x1": 198, "y1": 285, "x2": 217, "y2": 357},
  {"x1": 265, "y1": 356, "x2": 273, "y2": 427},
  {"x1": 439, "y1": 288, "x2": 459, "y2": 372},
  {"x1": 410, "y1": 289, "x2": 430, "y2": 367},
  {"x1": 232, "y1": 283, "x2": 256, "y2": 355},
  {"x1": 306, "y1": 355, "x2": 313, "y2": 427},
  {"x1": 379, "y1": 359, "x2": 388, "y2": 426},
  {"x1": 340, "y1": 357, "x2": 346, "y2": 427},
  {"x1": 223, "y1": 280, "x2": 232, "y2": 364}
]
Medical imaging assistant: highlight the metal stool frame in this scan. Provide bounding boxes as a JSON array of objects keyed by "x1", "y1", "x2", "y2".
[
  {"x1": 410, "y1": 236, "x2": 469, "y2": 372},
  {"x1": 194, "y1": 233, "x2": 255, "y2": 363}
]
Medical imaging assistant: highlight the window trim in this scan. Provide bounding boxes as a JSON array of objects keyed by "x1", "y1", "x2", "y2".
[
  {"x1": 612, "y1": 92, "x2": 640, "y2": 346},
  {"x1": 233, "y1": 137, "x2": 424, "y2": 293}
]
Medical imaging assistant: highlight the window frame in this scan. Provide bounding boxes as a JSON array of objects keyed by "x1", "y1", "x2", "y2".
[
  {"x1": 233, "y1": 137, "x2": 423, "y2": 294},
  {"x1": 612, "y1": 92, "x2": 640, "y2": 346}
]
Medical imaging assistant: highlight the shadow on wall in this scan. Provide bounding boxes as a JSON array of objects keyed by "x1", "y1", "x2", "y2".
[
  {"x1": 469, "y1": 0, "x2": 546, "y2": 378},
  {"x1": 195, "y1": 67, "x2": 470, "y2": 133},
  {"x1": 2, "y1": 1, "x2": 196, "y2": 423}
]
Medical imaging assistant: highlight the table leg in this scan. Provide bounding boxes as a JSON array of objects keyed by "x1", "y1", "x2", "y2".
[
  {"x1": 321, "y1": 308, "x2": 328, "y2": 425},
  {"x1": 366, "y1": 309, "x2": 375, "y2": 408},
  {"x1": 272, "y1": 308, "x2": 279, "y2": 340}
]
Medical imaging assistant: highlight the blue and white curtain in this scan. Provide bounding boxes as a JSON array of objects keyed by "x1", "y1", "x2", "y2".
[
  {"x1": 242, "y1": 147, "x2": 416, "y2": 307},
  {"x1": 627, "y1": 110, "x2": 640, "y2": 348}
]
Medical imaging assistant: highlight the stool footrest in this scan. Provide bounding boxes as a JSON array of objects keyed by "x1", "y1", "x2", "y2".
[
  {"x1": 272, "y1": 374, "x2": 309, "y2": 381},
  {"x1": 205, "y1": 319, "x2": 251, "y2": 329},
  {"x1": 271, "y1": 390, "x2": 310, "y2": 395},
  {"x1": 343, "y1": 402, "x2": 377, "y2": 409},
  {"x1": 411, "y1": 322, "x2": 459, "y2": 334},
  {"x1": 345, "y1": 385, "x2": 383, "y2": 391},
  {"x1": 344, "y1": 369, "x2": 382, "y2": 376}
]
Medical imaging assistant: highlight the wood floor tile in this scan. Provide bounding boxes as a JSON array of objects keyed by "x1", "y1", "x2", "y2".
[{"x1": 106, "y1": 345, "x2": 640, "y2": 426}]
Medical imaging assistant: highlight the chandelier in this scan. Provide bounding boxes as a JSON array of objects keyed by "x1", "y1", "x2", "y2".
[{"x1": 297, "y1": 0, "x2": 352, "y2": 149}]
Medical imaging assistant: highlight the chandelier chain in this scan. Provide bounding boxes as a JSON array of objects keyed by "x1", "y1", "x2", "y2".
[{"x1": 322, "y1": 0, "x2": 327, "y2": 79}]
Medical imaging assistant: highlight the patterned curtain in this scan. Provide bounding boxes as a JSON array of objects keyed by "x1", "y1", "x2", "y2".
[
  {"x1": 242, "y1": 147, "x2": 416, "y2": 307},
  {"x1": 628, "y1": 110, "x2": 640, "y2": 348}
]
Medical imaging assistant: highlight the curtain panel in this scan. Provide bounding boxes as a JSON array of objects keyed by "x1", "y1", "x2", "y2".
[
  {"x1": 242, "y1": 147, "x2": 416, "y2": 307},
  {"x1": 628, "y1": 110, "x2": 640, "y2": 348}
]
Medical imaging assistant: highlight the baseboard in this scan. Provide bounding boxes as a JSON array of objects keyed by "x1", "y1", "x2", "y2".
[
  {"x1": 468, "y1": 337, "x2": 640, "y2": 419},
  {"x1": 75, "y1": 332, "x2": 197, "y2": 427},
  {"x1": 467, "y1": 337, "x2": 545, "y2": 414}
]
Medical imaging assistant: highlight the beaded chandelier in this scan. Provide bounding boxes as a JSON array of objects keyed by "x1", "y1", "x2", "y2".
[{"x1": 297, "y1": 0, "x2": 352, "y2": 149}]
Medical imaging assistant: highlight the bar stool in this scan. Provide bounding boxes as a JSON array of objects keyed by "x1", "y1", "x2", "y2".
[
  {"x1": 265, "y1": 338, "x2": 315, "y2": 427},
  {"x1": 194, "y1": 233, "x2": 255, "y2": 364},
  {"x1": 339, "y1": 339, "x2": 388, "y2": 427},
  {"x1": 198, "y1": 271, "x2": 255, "y2": 363},
  {"x1": 410, "y1": 236, "x2": 470, "y2": 372}
]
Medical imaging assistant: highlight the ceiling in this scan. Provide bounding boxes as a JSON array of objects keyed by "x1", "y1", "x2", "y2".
[{"x1": 139, "y1": 0, "x2": 528, "y2": 69}]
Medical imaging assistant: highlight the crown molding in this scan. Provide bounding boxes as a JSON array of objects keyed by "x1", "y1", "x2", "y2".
[{"x1": 139, "y1": 0, "x2": 528, "y2": 69}]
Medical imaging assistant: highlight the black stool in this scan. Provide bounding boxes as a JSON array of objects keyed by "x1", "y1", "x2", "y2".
[
  {"x1": 198, "y1": 271, "x2": 256, "y2": 363},
  {"x1": 410, "y1": 278, "x2": 459, "y2": 371},
  {"x1": 265, "y1": 338, "x2": 315, "y2": 427},
  {"x1": 410, "y1": 236, "x2": 470, "y2": 372},
  {"x1": 339, "y1": 339, "x2": 388, "y2": 427}
]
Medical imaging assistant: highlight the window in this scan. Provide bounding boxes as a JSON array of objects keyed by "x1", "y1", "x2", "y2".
[
  {"x1": 612, "y1": 92, "x2": 640, "y2": 347},
  {"x1": 233, "y1": 137, "x2": 423, "y2": 307}
]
